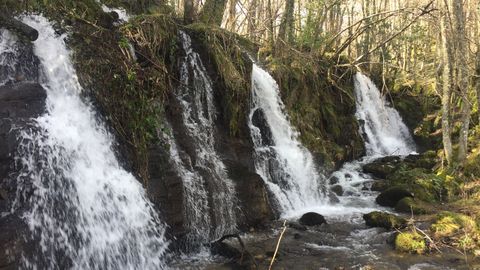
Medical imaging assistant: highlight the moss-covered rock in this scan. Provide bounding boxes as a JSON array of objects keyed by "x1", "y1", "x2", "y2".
[
  {"x1": 363, "y1": 211, "x2": 407, "y2": 230},
  {"x1": 394, "y1": 197, "x2": 430, "y2": 215},
  {"x1": 376, "y1": 186, "x2": 413, "y2": 207},
  {"x1": 395, "y1": 231, "x2": 426, "y2": 254}
]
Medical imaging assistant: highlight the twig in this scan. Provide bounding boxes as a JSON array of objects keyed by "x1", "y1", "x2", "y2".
[{"x1": 269, "y1": 220, "x2": 287, "y2": 270}]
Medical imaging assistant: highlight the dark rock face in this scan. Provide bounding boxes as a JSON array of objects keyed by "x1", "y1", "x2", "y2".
[
  {"x1": 299, "y1": 212, "x2": 327, "y2": 226},
  {"x1": 227, "y1": 162, "x2": 275, "y2": 228},
  {"x1": 0, "y1": 16, "x2": 39, "y2": 41},
  {"x1": 363, "y1": 156, "x2": 401, "y2": 179},
  {"x1": 251, "y1": 108, "x2": 274, "y2": 146},
  {"x1": 0, "y1": 82, "x2": 47, "y2": 269},
  {"x1": 376, "y1": 186, "x2": 414, "y2": 207},
  {"x1": 363, "y1": 211, "x2": 407, "y2": 230}
]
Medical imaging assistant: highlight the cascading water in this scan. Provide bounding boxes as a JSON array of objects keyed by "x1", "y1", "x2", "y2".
[
  {"x1": 170, "y1": 31, "x2": 237, "y2": 246},
  {"x1": 329, "y1": 72, "x2": 416, "y2": 212},
  {"x1": 0, "y1": 29, "x2": 39, "y2": 86},
  {"x1": 248, "y1": 64, "x2": 325, "y2": 216},
  {"x1": 13, "y1": 15, "x2": 168, "y2": 269},
  {"x1": 354, "y1": 72, "x2": 416, "y2": 156}
]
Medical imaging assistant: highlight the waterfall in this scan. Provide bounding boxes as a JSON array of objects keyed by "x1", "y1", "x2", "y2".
[
  {"x1": 13, "y1": 15, "x2": 168, "y2": 269},
  {"x1": 354, "y1": 73, "x2": 416, "y2": 156},
  {"x1": 170, "y1": 31, "x2": 237, "y2": 246},
  {"x1": 248, "y1": 64, "x2": 325, "y2": 216},
  {"x1": 326, "y1": 73, "x2": 417, "y2": 216},
  {"x1": 0, "y1": 29, "x2": 39, "y2": 86}
]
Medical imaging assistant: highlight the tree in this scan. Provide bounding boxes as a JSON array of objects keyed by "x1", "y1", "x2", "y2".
[{"x1": 200, "y1": 0, "x2": 228, "y2": 26}]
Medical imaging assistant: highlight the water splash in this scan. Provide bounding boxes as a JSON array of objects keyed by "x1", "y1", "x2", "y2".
[
  {"x1": 248, "y1": 63, "x2": 325, "y2": 216},
  {"x1": 354, "y1": 73, "x2": 416, "y2": 156},
  {"x1": 13, "y1": 15, "x2": 168, "y2": 269}
]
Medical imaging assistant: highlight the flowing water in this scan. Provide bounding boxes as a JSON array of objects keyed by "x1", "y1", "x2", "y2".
[
  {"x1": 0, "y1": 29, "x2": 39, "y2": 86},
  {"x1": 248, "y1": 63, "x2": 326, "y2": 216},
  {"x1": 354, "y1": 72, "x2": 416, "y2": 156},
  {"x1": 12, "y1": 15, "x2": 168, "y2": 269},
  {"x1": 169, "y1": 31, "x2": 237, "y2": 248}
]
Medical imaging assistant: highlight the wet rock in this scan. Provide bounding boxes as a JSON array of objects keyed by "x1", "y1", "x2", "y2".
[
  {"x1": 299, "y1": 212, "x2": 327, "y2": 226},
  {"x1": 394, "y1": 197, "x2": 429, "y2": 215},
  {"x1": 363, "y1": 162, "x2": 397, "y2": 179},
  {"x1": 329, "y1": 176, "x2": 339, "y2": 185},
  {"x1": 0, "y1": 15, "x2": 38, "y2": 41},
  {"x1": 288, "y1": 221, "x2": 307, "y2": 231},
  {"x1": 227, "y1": 163, "x2": 275, "y2": 227},
  {"x1": 251, "y1": 108, "x2": 274, "y2": 146},
  {"x1": 370, "y1": 181, "x2": 388, "y2": 192},
  {"x1": 327, "y1": 192, "x2": 340, "y2": 204},
  {"x1": 293, "y1": 233, "x2": 302, "y2": 239},
  {"x1": 363, "y1": 211, "x2": 407, "y2": 230},
  {"x1": 375, "y1": 186, "x2": 413, "y2": 207},
  {"x1": 344, "y1": 173, "x2": 352, "y2": 178},
  {"x1": 210, "y1": 241, "x2": 243, "y2": 259},
  {"x1": 330, "y1": 185, "x2": 343, "y2": 196}
]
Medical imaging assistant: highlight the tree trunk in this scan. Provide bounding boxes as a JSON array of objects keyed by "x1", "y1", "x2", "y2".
[
  {"x1": 199, "y1": 0, "x2": 228, "y2": 26},
  {"x1": 440, "y1": 16, "x2": 454, "y2": 165},
  {"x1": 453, "y1": 0, "x2": 471, "y2": 164},
  {"x1": 183, "y1": 0, "x2": 195, "y2": 24},
  {"x1": 278, "y1": 0, "x2": 295, "y2": 45}
]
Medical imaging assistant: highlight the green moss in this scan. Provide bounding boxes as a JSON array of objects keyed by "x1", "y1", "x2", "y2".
[
  {"x1": 186, "y1": 23, "x2": 254, "y2": 137},
  {"x1": 431, "y1": 212, "x2": 477, "y2": 238},
  {"x1": 395, "y1": 197, "x2": 430, "y2": 215},
  {"x1": 395, "y1": 231, "x2": 426, "y2": 254},
  {"x1": 363, "y1": 211, "x2": 407, "y2": 229},
  {"x1": 386, "y1": 166, "x2": 457, "y2": 202}
]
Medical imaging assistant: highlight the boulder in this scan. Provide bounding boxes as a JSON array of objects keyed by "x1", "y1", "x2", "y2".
[
  {"x1": 375, "y1": 186, "x2": 413, "y2": 207},
  {"x1": 329, "y1": 175, "x2": 339, "y2": 185},
  {"x1": 363, "y1": 162, "x2": 397, "y2": 179},
  {"x1": 363, "y1": 211, "x2": 407, "y2": 230},
  {"x1": 299, "y1": 212, "x2": 327, "y2": 226},
  {"x1": 394, "y1": 197, "x2": 429, "y2": 215},
  {"x1": 330, "y1": 185, "x2": 343, "y2": 196},
  {"x1": 370, "y1": 181, "x2": 388, "y2": 192},
  {"x1": 0, "y1": 15, "x2": 38, "y2": 41},
  {"x1": 363, "y1": 156, "x2": 401, "y2": 179}
]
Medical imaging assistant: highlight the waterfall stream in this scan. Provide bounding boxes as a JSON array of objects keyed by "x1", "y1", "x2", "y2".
[
  {"x1": 169, "y1": 31, "x2": 238, "y2": 247},
  {"x1": 248, "y1": 63, "x2": 326, "y2": 216},
  {"x1": 354, "y1": 72, "x2": 416, "y2": 156},
  {"x1": 12, "y1": 15, "x2": 168, "y2": 269}
]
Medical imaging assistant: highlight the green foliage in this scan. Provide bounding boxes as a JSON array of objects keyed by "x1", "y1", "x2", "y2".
[
  {"x1": 395, "y1": 231, "x2": 426, "y2": 254},
  {"x1": 387, "y1": 166, "x2": 458, "y2": 202},
  {"x1": 430, "y1": 211, "x2": 480, "y2": 251}
]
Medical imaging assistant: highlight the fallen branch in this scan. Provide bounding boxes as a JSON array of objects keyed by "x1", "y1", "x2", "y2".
[{"x1": 269, "y1": 220, "x2": 287, "y2": 270}]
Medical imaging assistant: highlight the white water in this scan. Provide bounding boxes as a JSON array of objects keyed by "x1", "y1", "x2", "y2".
[
  {"x1": 0, "y1": 29, "x2": 38, "y2": 85},
  {"x1": 172, "y1": 31, "x2": 237, "y2": 244},
  {"x1": 324, "y1": 73, "x2": 416, "y2": 218},
  {"x1": 249, "y1": 64, "x2": 325, "y2": 216},
  {"x1": 354, "y1": 72, "x2": 416, "y2": 156},
  {"x1": 0, "y1": 29, "x2": 17, "y2": 85},
  {"x1": 14, "y1": 15, "x2": 168, "y2": 269}
]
